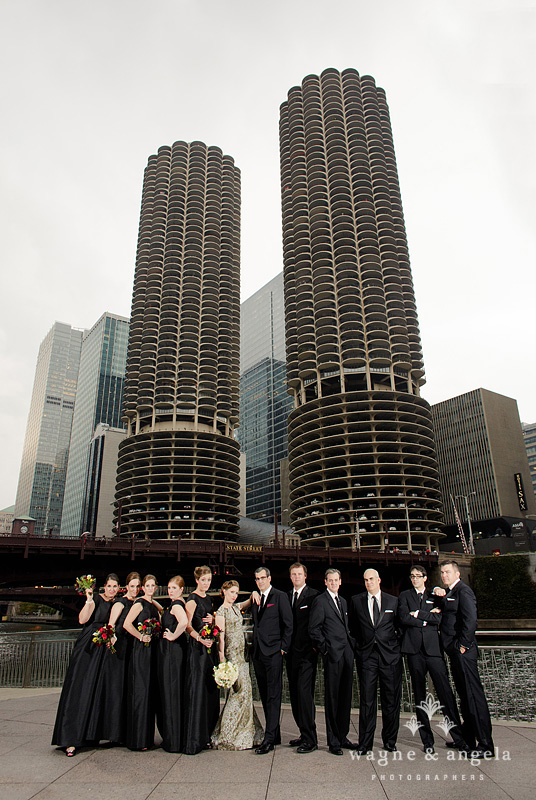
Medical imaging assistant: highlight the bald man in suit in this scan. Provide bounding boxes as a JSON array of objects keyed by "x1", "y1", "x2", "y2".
[{"x1": 349, "y1": 568, "x2": 402, "y2": 754}]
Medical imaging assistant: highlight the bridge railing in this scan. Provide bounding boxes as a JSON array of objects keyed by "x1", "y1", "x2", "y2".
[
  {"x1": 0, "y1": 631, "x2": 78, "y2": 688},
  {"x1": 1, "y1": 631, "x2": 535, "y2": 722}
]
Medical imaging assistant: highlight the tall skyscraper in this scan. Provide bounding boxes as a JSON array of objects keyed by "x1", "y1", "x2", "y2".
[
  {"x1": 115, "y1": 141, "x2": 241, "y2": 540},
  {"x1": 279, "y1": 68, "x2": 443, "y2": 551},
  {"x1": 238, "y1": 272, "x2": 293, "y2": 522},
  {"x1": 433, "y1": 389, "x2": 536, "y2": 545},
  {"x1": 60, "y1": 312, "x2": 129, "y2": 537},
  {"x1": 15, "y1": 322, "x2": 83, "y2": 536}
]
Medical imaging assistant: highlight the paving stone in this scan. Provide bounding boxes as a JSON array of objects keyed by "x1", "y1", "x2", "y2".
[{"x1": 32, "y1": 783, "x2": 158, "y2": 800}]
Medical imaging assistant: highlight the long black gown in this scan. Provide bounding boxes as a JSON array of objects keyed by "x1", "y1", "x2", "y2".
[
  {"x1": 125, "y1": 598, "x2": 160, "y2": 750},
  {"x1": 51, "y1": 594, "x2": 113, "y2": 748},
  {"x1": 156, "y1": 598, "x2": 188, "y2": 752},
  {"x1": 183, "y1": 593, "x2": 220, "y2": 755},
  {"x1": 86, "y1": 596, "x2": 135, "y2": 743}
]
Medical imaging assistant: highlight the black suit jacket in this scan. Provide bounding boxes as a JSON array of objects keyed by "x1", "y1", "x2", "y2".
[
  {"x1": 251, "y1": 586, "x2": 293, "y2": 657},
  {"x1": 308, "y1": 591, "x2": 355, "y2": 663},
  {"x1": 349, "y1": 591, "x2": 401, "y2": 666},
  {"x1": 398, "y1": 588, "x2": 442, "y2": 656},
  {"x1": 288, "y1": 585, "x2": 319, "y2": 655},
  {"x1": 437, "y1": 580, "x2": 478, "y2": 653}
]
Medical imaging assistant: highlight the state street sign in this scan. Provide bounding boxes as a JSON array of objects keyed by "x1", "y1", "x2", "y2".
[{"x1": 225, "y1": 543, "x2": 263, "y2": 553}]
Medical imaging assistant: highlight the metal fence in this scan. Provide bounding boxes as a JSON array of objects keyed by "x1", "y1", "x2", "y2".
[
  {"x1": 0, "y1": 631, "x2": 77, "y2": 688},
  {"x1": 1, "y1": 630, "x2": 535, "y2": 722}
]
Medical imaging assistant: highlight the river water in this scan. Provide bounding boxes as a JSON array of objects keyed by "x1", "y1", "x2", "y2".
[{"x1": 0, "y1": 622, "x2": 79, "y2": 644}]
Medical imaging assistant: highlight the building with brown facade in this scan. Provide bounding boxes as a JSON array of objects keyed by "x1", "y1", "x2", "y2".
[{"x1": 432, "y1": 388, "x2": 536, "y2": 551}]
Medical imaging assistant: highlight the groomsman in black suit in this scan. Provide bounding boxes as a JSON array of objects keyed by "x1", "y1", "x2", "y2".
[
  {"x1": 286, "y1": 562, "x2": 319, "y2": 753},
  {"x1": 434, "y1": 560, "x2": 494, "y2": 758},
  {"x1": 308, "y1": 568, "x2": 357, "y2": 756},
  {"x1": 251, "y1": 566, "x2": 293, "y2": 754},
  {"x1": 349, "y1": 568, "x2": 402, "y2": 754},
  {"x1": 399, "y1": 566, "x2": 468, "y2": 754}
]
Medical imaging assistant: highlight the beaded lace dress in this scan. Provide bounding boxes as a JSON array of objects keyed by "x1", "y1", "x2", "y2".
[{"x1": 211, "y1": 604, "x2": 264, "y2": 750}]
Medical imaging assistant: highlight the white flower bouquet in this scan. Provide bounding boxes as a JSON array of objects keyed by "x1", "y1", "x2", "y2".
[{"x1": 213, "y1": 660, "x2": 239, "y2": 689}]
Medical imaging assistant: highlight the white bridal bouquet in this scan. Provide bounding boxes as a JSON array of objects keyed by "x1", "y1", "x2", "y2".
[{"x1": 213, "y1": 660, "x2": 239, "y2": 689}]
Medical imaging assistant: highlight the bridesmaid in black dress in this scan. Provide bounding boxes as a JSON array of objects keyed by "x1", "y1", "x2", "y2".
[
  {"x1": 157, "y1": 575, "x2": 189, "y2": 752},
  {"x1": 52, "y1": 573, "x2": 120, "y2": 756},
  {"x1": 87, "y1": 571, "x2": 141, "y2": 743},
  {"x1": 123, "y1": 574, "x2": 162, "y2": 750},
  {"x1": 183, "y1": 565, "x2": 220, "y2": 755}
]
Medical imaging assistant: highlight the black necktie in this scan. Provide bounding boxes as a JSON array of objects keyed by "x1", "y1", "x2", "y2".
[
  {"x1": 373, "y1": 596, "x2": 380, "y2": 625},
  {"x1": 292, "y1": 591, "x2": 298, "y2": 609},
  {"x1": 417, "y1": 592, "x2": 423, "y2": 607},
  {"x1": 335, "y1": 595, "x2": 343, "y2": 617},
  {"x1": 260, "y1": 593, "x2": 266, "y2": 610}
]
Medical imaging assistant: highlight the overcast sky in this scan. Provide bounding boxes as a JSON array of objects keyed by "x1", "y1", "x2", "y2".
[{"x1": 1, "y1": 0, "x2": 534, "y2": 510}]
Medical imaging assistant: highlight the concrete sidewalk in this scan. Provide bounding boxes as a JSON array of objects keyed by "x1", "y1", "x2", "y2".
[{"x1": 0, "y1": 688, "x2": 534, "y2": 800}]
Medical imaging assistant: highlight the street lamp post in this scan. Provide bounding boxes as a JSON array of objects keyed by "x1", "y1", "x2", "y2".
[
  {"x1": 455, "y1": 492, "x2": 476, "y2": 555},
  {"x1": 405, "y1": 503, "x2": 412, "y2": 552},
  {"x1": 354, "y1": 511, "x2": 361, "y2": 551}
]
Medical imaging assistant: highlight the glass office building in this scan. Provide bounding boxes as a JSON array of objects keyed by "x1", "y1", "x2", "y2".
[
  {"x1": 238, "y1": 273, "x2": 293, "y2": 522},
  {"x1": 15, "y1": 322, "x2": 83, "y2": 536},
  {"x1": 60, "y1": 313, "x2": 129, "y2": 537},
  {"x1": 81, "y1": 423, "x2": 126, "y2": 538}
]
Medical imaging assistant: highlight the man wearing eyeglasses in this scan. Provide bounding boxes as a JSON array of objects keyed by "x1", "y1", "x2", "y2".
[
  {"x1": 251, "y1": 566, "x2": 293, "y2": 754},
  {"x1": 399, "y1": 566, "x2": 468, "y2": 755}
]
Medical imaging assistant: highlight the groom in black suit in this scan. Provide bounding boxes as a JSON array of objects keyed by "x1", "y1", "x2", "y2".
[
  {"x1": 251, "y1": 566, "x2": 293, "y2": 754},
  {"x1": 308, "y1": 568, "x2": 357, "y2": 756},
  {"x1": 286, "y1": 562, "x2": 319, "y2": 753},
  {"x1": 434, "y1": 560, "x2": 494, "y2": 757},
  {"x1": 349, "y1": 568, "x2": 402, "y2": 754}
]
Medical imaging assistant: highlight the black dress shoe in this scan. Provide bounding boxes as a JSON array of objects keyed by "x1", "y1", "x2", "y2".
[
  {"x1": 341, "y1": 738, "x2": 359, "y2": 749},
  {"x1": 289, "y1": 737, "x2": 303, "y2": 747},
  {"x1": 383, "y1": 744, "x2": 398, "y2": 752},
  {"x1": 255, "y1": 742, "x2": 274, "y2": 755},
  {"x1": 454, "y1": 741, "x2": 470, "y2": 752},
  {"x1": 329, "y1": 746, "x2": 344, "y2": 756},
  {"x1": 445, "y1": 740, "x2": 456, "y2": 748},
  {"x1": 355, "y1": 746, "x2": 372, "y2": 755},
  {"x1": 297, "y1": 743, "x2": 318, "y2": 754},
  {"x1": 423, "y1": 746, "x2": 435, "y2": 755},
  {"x1": 470, "y1": 747, "x2": 494, "y2": 759}
]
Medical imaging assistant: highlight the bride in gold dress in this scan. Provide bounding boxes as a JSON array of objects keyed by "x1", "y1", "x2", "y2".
[{"x1": 211, "y1": 580, "x2": 264, "y2": 750}]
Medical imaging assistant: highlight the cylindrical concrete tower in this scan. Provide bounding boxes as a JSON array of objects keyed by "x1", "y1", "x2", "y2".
[
  {"x1": 115, "y1": 141, "x2": 241, "y2": 540},
  {"x1": 279, "y1": 68, "x2": 444, "y2": 551}
]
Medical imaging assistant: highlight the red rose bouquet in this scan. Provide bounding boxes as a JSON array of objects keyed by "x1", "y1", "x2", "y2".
[
  {"x1": 92, "y1": 624, "x2": 116, "y2": 654},
  {"x1": 137, "y1": 617, "x2": 161, "y2": 646},
  {"x1": 200, "y1": 623, "x2": 221, "y2": 653}
]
